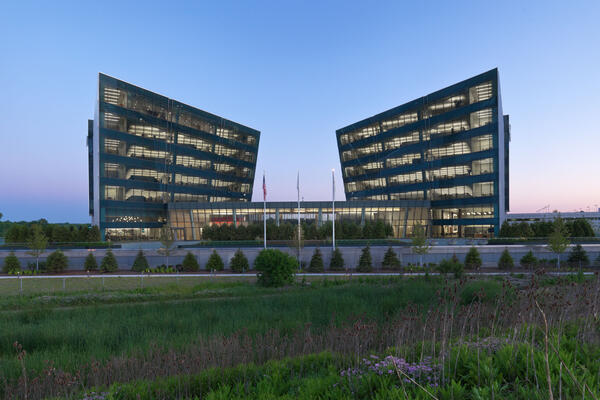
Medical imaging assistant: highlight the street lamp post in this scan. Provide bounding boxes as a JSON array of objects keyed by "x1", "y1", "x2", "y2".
[{"x1": 332, "y1": 169, "x2": 335, "y2": 251}]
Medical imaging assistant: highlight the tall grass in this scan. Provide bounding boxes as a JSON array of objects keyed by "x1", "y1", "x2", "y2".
[{"x1": 2, "y1": 274, "x2": 600, "y2": 398}]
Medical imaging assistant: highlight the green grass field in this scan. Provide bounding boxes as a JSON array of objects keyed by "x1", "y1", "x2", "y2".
[{"x1": 1, "y1": 275, "x2": 598, "y2": 399}]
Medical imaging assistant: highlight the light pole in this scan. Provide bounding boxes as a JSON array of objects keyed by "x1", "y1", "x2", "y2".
[{"x1": 332, "y1": 168, "x2": 335, "y2": 251}]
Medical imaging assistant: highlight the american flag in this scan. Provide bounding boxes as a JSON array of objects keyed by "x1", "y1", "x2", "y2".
[{"x1": 262, "y1": 172, "x2": 267, "y2": 201}]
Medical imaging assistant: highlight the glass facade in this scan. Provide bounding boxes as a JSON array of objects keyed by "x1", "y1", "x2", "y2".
[
  {"x1": 336, "y1": 69, "x2": 510, "y2": 238},
  {"x1": 89, "y1": 74, "x2": 260, "y2": 240},
  {"x1": 168, "y1": 200, "x2": 430, "y2": 241}
]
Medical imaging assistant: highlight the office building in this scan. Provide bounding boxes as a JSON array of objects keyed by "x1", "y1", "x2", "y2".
[
  {"x1": 336, "y1": 68, "x2": 509, "y2": 237},
  {"x1": 88, "y1": 74, "x2": 260, "y2": 240}
]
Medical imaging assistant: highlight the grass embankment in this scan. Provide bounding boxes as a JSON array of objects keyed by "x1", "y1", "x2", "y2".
[{"x1": 0, "y1": 277, "x2": 500, "y2": 398}]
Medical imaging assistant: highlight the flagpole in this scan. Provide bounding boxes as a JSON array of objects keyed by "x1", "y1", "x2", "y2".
[
  {"x1": 263, "y1": 171, "x2": 266, "y2": 249},
  {"x1": 297, "y1": 171, "x2": 300, "y2": 257},
  {"x1": 332, "y1": 169, "x2": 335, "y2": 251}
]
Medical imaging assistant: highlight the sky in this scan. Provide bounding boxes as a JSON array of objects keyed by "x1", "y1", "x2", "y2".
[{"x1": 0, "y1": 1, "x2": 599, "y2": 223}]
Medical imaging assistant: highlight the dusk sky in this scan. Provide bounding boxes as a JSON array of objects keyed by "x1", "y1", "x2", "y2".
[{"x1": 1, "y1": 1, "x2": 599, "y2": 223}]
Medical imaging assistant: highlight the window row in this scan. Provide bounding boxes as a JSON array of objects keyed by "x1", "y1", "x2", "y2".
[
  {"x1": 102, "y1": 85, "x2": 257, "y2": 146},
  {"x1": 338, "y1": 81, "x2": 493, "y2": 146},
  {"x1": 428, "y1": 181, "x2": 494, "y2": 200},
  {"x1": 432, "y1": 206, "x2": 494, "y2": 220}
]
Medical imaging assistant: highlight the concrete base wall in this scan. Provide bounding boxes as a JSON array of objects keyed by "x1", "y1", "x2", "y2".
[{"x1": 0, "y1": 245, "x2": 599, "y2": 271}]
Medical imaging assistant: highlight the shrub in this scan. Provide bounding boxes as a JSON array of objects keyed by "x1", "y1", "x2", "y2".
[
  {"x1": 308, "y1": 248, "x2": 324, "y2": 272},
  {"x1": 254, "y1": 249, "x2": 297, "y2": 287},
  {"x1": 84, "y1": 252, "x2": 98, "y2": 271},
  {"x1": 329, "y1": 248, "x2": 344, "y2": 271},
  {"x1": 46, "y1": 250, "x2": 68, "y2": 273},
  {"x1": 567, "y1": 244, "x2": 589, "y2": 267},
  {"x1": 182, "y1": 252, "x2": 200, "y2": 272},
  {"x1": 230, "y1": 249, "x2": 249, "y2": 273},
  {"x1": 498, "y1": 249, "x2": 514, "y2": 270},
  {"x1": 464, "y1": 247, "x2": 482, "y2": 270},
  {"x1": 101, "y1": 249, "x2": 118, "y2": 273},
  {"x1": 520, "y1": 251, "x2": 537, "y2": 269},
  {"x1": 132, "y1": 250, "x2": 149, "y2": 272},
  {"x1": 357, "y1": 246, "x2": 373, "y2": 272},
  {"x1": 382, "y1": 247, "x2": 400, "y2": 270},
  {"x1": 3, "y1": 252, "x2": 20, "y2": 274},
  {"x1": 437, "y1": 258, "x2": 464, "y2": 278},
  {"x1": 206, "y1": 250, "x2": 224, "y2": 271}
]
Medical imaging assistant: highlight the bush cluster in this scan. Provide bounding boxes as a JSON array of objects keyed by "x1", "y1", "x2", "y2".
[
  {"x1": 46, "y1": 250, "x2": 68, "y2": 273},
  {"x1": 255, "y1": 249, "x2": 297, "y2": 287},
  {"x1": 499, "y1": 219, "x2": 594, "y2": 238},
  {"x1": 202, "y1": 220, "x2": 394, "y2": 241},
  {"x1": 437, "y1": 255, "x2": 464, "y2": 278},
  {"x1": 4, "y1": 220, "x2": 100, "y2": 243}
]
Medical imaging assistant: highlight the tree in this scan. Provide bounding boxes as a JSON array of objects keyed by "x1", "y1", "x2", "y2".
[
  {"x1": 308, "y1": 248, "x2": 324, "y2": 272},
  {"x1": 46, "y1": 250, "x2": 68, "y2": 273},
  {"x1": 181, "y1": 252, "x2": 199, "y2": 272},
  {"x1": 254, "y1": 249, "x2": 297, "y2": 287},
  {"x1": 357, "y1": 245, "x2": 373, "y2": 272},
  {"x1": 437, "y1": 257, "x2": 464, "y2": 278},
  {"x1": 498, "y1": 249, "x2": 514, "y2": 270},
  {"x1": 547, "y1": 217, "x2": 570, "y2": 269},
  {"x1": 464, "y1": 247, "x2": 482, "y2": 270},
  {"x1": 329, "y1": 248, "x2": 345, "y2": 271},
  {"x1": 132, "y1": 250, "x2": 149, "y2": 272},
  {"x1": 84, "y1": 252, "x2": 98, "y2": 271},
  {"x1": 26, "y1": 224, "x2": 48, "y2": 272},
  {"x1": 101, "y1": 249, "x2": 118, "y2": 272},
  {"x1": 158, "y1": 225, "x2": 176, "y2": 267},
  {"x1": 567, "y1": 244, "x2": 589, "y2": 268},
  {"x1": 382, "y1": 247, "x2": 400, "y2": 270},
  {"x1": 206, "y1": 250, "x2": 224, "y2": 271},
  {"x1": 520, "y1": 251, "x2": 537, "y2": 269},
  {"x1": 411, "y1": 224, "x2": 430, "y2": 267},
  {"x1": 3, "y1": 252, "x2": 20, "y2": 274},
  {"x1": 230, "y1": 249, "x2": 249, "y2": 273}
]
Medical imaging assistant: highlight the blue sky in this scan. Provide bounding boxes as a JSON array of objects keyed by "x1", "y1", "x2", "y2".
[{"x1": 0, "y1": 1, "x2": 599, "y2": 222}]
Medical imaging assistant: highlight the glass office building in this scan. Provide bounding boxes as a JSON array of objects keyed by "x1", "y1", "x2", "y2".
[
  {"x1": 336, "y1": 69, "x2": 510, "y2": 237},
  {"x1": 168, "y1": 200, "x2": 430, "y2": 241},
  {"x1": 88, "y1": 74, "x2": 260, "y2": 240}
]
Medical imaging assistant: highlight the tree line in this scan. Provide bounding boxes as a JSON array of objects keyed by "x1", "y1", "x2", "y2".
[
  {"x1": 201, "y1": 220, "x2": 395, "y2": 241},
  {"x1": 499, "y1": 218, "x2": 594, "y2": 238},
  {"x1": 3, "y1": 220, "x2": 101, "y2": 243}
]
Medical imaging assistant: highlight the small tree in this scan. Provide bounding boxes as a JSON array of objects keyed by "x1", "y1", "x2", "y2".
[
  {"x1": 46, "y1": 249, "x2": 68, "y2": 273},
  {"x1": 464, "y1": 247, "x2": 482, "y2": 270},
  {"x1": 357, "y1": 245, "x2": 373, "y2": 272},
  {"x1": 84, "y1": 252, "x2": 98, "y2": 271},
  {"x1": 132, "y1": 250, "x2": 149, "y2": 272},
  {"x1": 206, "y1": 250, "x2": 224, "y2": 271},
  {"x1": 26, "y1": 224, "x2": 48, "y2": 272},
  {"x1": 498, "y1": 248, "x2": 514, "y2": 270},
  {"x1": 520, "y1": 251, "x2": 537, "y2": 269},
  {"x1": 182, "y1": 252, "x2": 200, "y2": 272},
  {"x1": 411, "y1": 224, "x2": 430, "y2": 267},
  {"x1": 230, "y1": 249, "x2": 249, "y2": 273},
  {"x1": 254, "y1": 249, "x2": 297, "y2": 287},
  {"x1": 3, "y1": 252, "x2": 21, "y2": 274},
  {"x1": 567, "y1": 244, "x2": 589, "y2": 268},
  {"x1": 437, "y1": 257, "x2": 464, "y2": 278},
  {"x1": 329, "y1": 247, "x2": 344, "y2": 271},
  {"x1": 382, "y1": 247, "x2": 400, "y2": 270},
  {"x1": 158, "y1": 225, "x2": 176, "y2": 267},
  {"x1": 101, "y1": 249, "x2": 118, "y2": 273},
  {"x1": 547, "y1": 217, "x2": 570, "y2": 269},
  {"x1": 308, "y1": 248, "x2": 324, "y2": 272}
]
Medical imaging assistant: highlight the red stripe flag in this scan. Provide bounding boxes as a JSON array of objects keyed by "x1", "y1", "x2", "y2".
[{"x1": 262, "y1": 172, "x2": 267, "y2": 201}]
